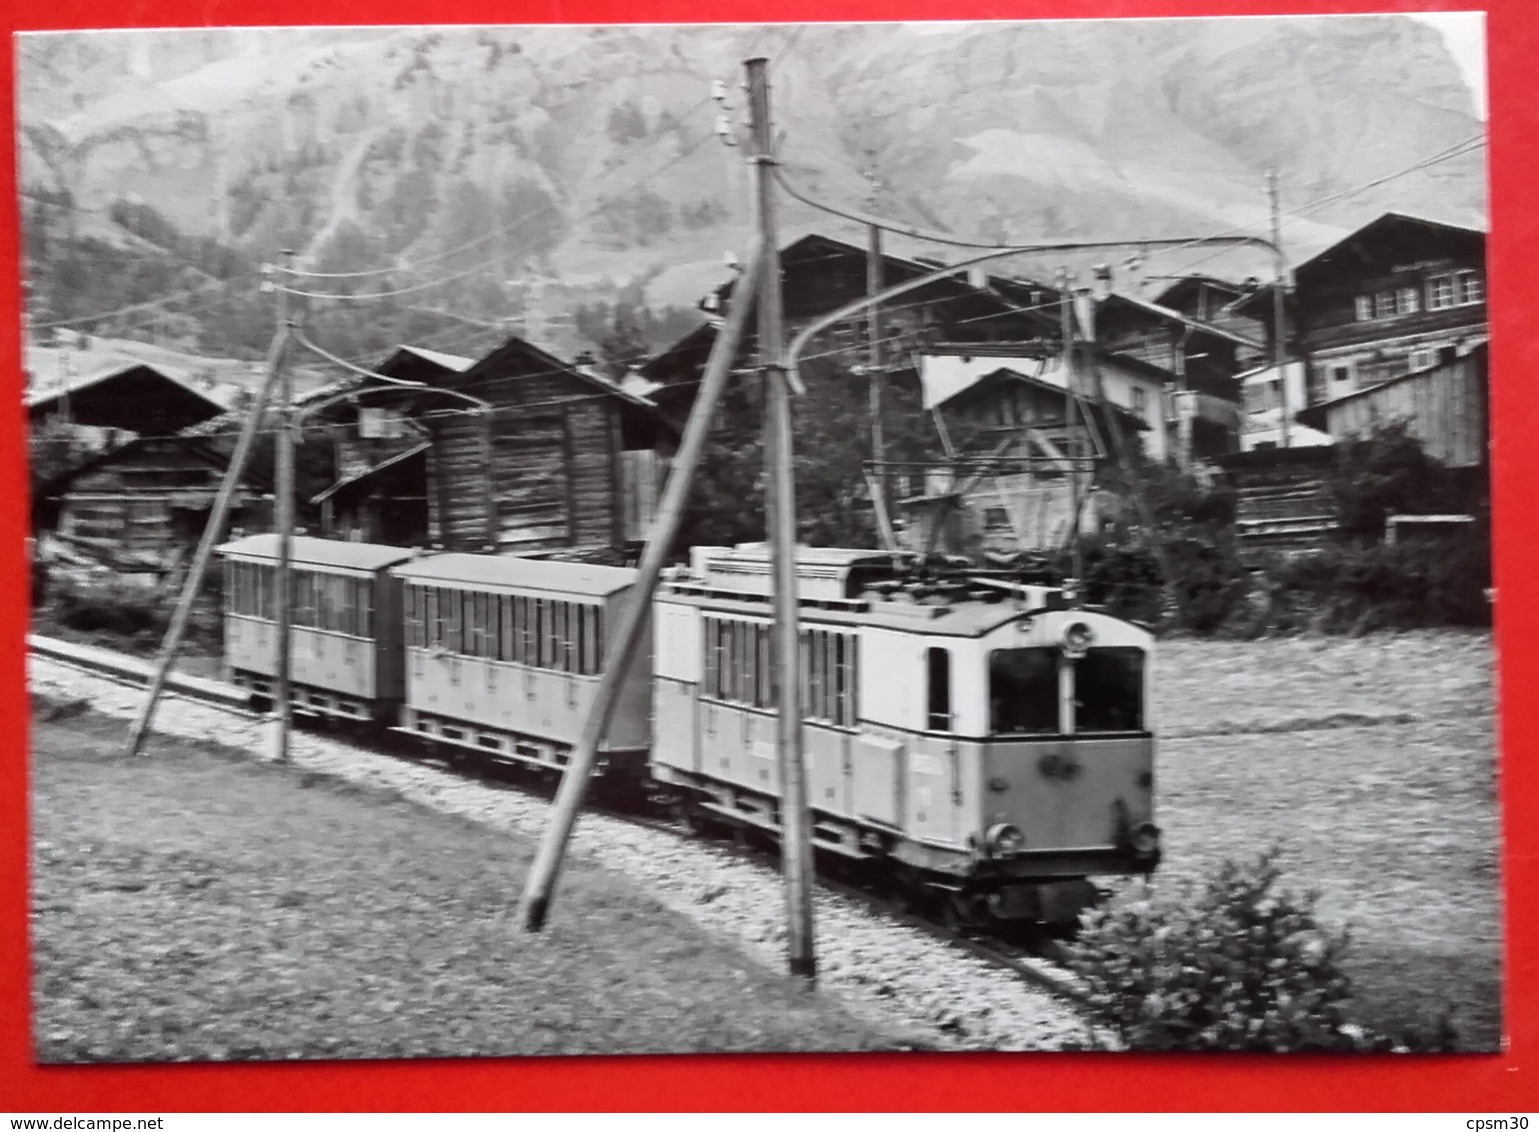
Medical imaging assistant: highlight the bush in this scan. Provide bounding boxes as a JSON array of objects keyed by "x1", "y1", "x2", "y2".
[
  {"x1": 52, "y1": 576, "x2": 169, "y2": 638},
  {"x1": 1064, "y1": 849, "x2": 1458, "y2": 1051},
  {"x1": 1252, "y1": 528, "x2": 1491, "y2": 634},
  {"x1": 41, "y1": 572, "x2": 224, "y2": 654}
]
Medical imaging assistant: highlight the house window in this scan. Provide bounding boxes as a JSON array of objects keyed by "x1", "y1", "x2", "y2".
[
  {"x1": 1428, "y1": 270, "x2": 1482, "y2": 311},
  {"x1": 1397, "y1": 286, "x2": 1422, "y2": 315},
  {"x1": 1373, "y1": 290, "x2": 1398, "y2": 318},
  {"x1": 1354, "y1": 295, "x2": 1373, "y2": 322},
  {"x1": 1330, "y1": 363, "x2": 1354, "y2": 386},
  {"x1": 1131, "y1": 386, "x2": 1148, "y2": 420},
  {"x1": 1408, "y1": 347, "x2": 1438, "y2": 372}
]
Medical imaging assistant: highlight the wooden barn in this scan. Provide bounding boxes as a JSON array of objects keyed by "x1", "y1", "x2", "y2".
[
  {"x1": 1295, "y1": 343, "x2": 1488, "y2": 471},
  {"x1": 40, "y1": 436, "x2": 271, "y2": 575},
  {"x1": 1214, "y1": 446, "x2": 1341, "y2": 559},
  {"x1": 417, "y1": 334, "x2": 677, "y2": 555},
  {"x1": 310, "y1": 344, "x2": 475, "y2": 547}
]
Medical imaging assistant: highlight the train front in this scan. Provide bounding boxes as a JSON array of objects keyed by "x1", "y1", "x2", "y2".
[{"x1": 952, "y1": 600, "x2": 1160, "y2": 924}]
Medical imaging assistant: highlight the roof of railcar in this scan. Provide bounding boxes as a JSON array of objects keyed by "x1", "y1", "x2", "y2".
[
  {"x1": 216, "y1": 534, "x2": 417, "y2": 571},
  {"x1": 657, "y1": 584, "x2": 1152, "y2": 641},
  {"x1": 391, "y1": 553, "x2": 637, "y2": 597}
]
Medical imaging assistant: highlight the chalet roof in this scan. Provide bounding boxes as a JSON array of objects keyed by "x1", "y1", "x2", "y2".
[
  {"x1": 391, "y1": 552, "x2": 637, "y2": 597},
  {"x1": 1097, "y1": 292, "x2": 1265, "y2": 351},
  {"x1": 455, "y1": 333, "x2": 661, "y2": 412},
  {"x1": 25, "y1": 357, "x2": 227, "y2": 433},
  {"x1": 920, "y1": 350, "x2": 1160, "y2": 413},
  {"x1": 1229, "y1": 212, "x2": 1488, "y2": 320},
  {"x1": 1294, "y1": 212, "x2": 1486, "y2": 281},
  {"x1": 1295, "y1": 342, "x2": 1488, "y2": 431},
  {"x1": 941, "y1": 365, "x2": 1151, "y2": 431},
  {"x1": 217, "y1": 534, "x2": 418, "y2": 572},
  {"x1": 1151, "y1": 274, "x2": 1247, "y2": 308},
  {"x1": 311, "y1": 442, "x2": 430, "y2": 505},
  {"x1": 393, "y1": 345, "x2": 476, "y2": 373}
]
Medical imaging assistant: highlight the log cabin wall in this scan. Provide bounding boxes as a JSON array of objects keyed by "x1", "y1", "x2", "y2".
[
  {"x1": 424, "y1": 337, "x2": 657, "y2": 554},
  {"x1": 51, "y1": 439, "x2": 268, "y2": 570}
]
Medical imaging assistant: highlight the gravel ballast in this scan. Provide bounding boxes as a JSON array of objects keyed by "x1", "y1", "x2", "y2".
[{"x1": 28, "y1": 655, "x2": 1092, "y2": 1053}]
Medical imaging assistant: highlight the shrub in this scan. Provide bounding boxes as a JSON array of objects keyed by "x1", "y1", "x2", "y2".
[
  {"x1": 52, "y1": 575, "x2": 169, "y2": 638},
  {"x1": 1064, "y1": 848, "x2": 1458, "y2": 1051}
]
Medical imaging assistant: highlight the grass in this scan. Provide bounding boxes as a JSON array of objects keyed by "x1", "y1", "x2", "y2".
[
  {"x1": 1150, "y1": 630, "x2": 1501, "y2": 1050},
  {"x1": 29, "y1": 707, "x2": 907, "y2": 1062}
]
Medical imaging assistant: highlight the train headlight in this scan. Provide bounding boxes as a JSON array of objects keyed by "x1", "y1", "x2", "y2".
[
  {"x1": 985, "y1": 823, "x2": 1026, "y2": 857},
  {"x1": 1130, "y1": 822, "x2": 1161, "y2": 857},
  {"x1": 1062, "y1": 621, "x2": 1095, "y2": 658}
]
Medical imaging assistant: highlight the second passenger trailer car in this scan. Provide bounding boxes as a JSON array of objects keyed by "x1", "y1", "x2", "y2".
[
  {"x1": 390, "y1": 554, "x2": 651, "y2": 776},
  {"x1": 218, "y1": 534, "x2": 416, "y2": 721}
]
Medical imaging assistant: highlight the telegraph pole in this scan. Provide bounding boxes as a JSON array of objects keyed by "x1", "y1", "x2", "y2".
[
  {"x1": 519, "y1": 246, "x2": 763, "y2": 930},
  {"x1": 1268, "y1": 169, "x2": 1291, "y2": 449},
  {"x1": 1057, "y1": 268, "x2": 1084, "y2": 592},
  {"x1": 272, "y1": 248, "x2": 296, "y2": 763},
  {"x1": 125, "y1": 269, "x2": 291, "y2": 757},
  {"x1": 864, "y1": 156, "x2": 886, "y2": 526},
  {"x1": 747, "y1": 54, "x2": 815, "y2": 983}
]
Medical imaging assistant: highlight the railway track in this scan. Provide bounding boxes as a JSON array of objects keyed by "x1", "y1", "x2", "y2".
[{"x1": 28, "y1": 633, "x2": 1091, "y2": 1011}]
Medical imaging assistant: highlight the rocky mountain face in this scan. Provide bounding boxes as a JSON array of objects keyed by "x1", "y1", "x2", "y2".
[{"x1": 16, "y1": 18, "x2": 1485, "y2": 358}]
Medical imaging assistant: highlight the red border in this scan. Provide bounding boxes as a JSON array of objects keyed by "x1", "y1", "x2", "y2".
[{"x1": 3, "y1": 0, "x2": 1533, "y2": 1113}]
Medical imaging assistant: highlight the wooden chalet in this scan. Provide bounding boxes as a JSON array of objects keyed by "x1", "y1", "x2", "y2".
[
  {"x1": 40, "y1": 436, "x2": 271, "y2": 575},
  {"x1": 414, "y1": 334, "x2": 677, "y2": 555},
  {"x1": 638, "y1": 233, "x2": 1060, "y2": 426},
  {"x1": 311, "y1": 344, "x2": 476, "y2": 547},
  {"x1": 901, "y1": 359, "x2": 1150, "y2": 557},
  {"x1": 1233, "y1": 212, "x2": 1488, "y2": 412},
  {"x1": 26, "y1": 355, "x2": 227, "y2": 440},
  {"x1": 1089, "y1": 291, "x2": 1260, "y2": 460},
  {"x1": 1150, "y1": 275, "x2": 1267, "y2": 361}
]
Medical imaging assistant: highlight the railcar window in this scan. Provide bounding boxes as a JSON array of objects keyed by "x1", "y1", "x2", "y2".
[
  {"x1": 989, "y1": 648, "x2": 1059, "y2": 734},
  {"x1": 1074, "y1": 647, "x2": 1145, "y2": 732},
  {"x1": 362, "y1": 579, "x2": 375, "y2": 638},
  {"x1": 296, "y1": 573, "x2": 316, "y2": 628},
  {"x1": 427, "y1": 588, "x2": 443, "y2": 649},
  {"x1": 704, "y1": 618, "x2": 720, "y2": 696},
  {"x1": 927, "y1": 647, "x2": 953, "y2": 731},
  {"x1": 477, "y1": 594, "x2": 488, "y2": 659},
  {"x1": 594, "y1": 608, "x2": 606, "y2": 672},
  {"x1": 755, "y1": 623, "x2": 770, "y2": 708},
  {"x1": 558, "y1": 602, "x2": 573, "y2": 672}
]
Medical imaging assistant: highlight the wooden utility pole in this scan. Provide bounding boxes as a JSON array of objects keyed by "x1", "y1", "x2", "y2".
[
  {"x1": 124, "y1": 271, "x2": 291, "y2": 757},
  {"x1": 747, "y1": 54, "x2": 815, "y2": 982},
  {"x1": 1268, "y1": 169, "x2": 1291, "y2": 449},
  {"x1": 1057, "y1": 269, "x2": 1085, "y2": 589},
  {"x1": 519, "y1": 246, "x2": 763, "y2": 931},
  {"x1": 272, "y1": 249, "x2": 297, "y2": 762},
  {"x1": 867, "y1": 224, "x2": 885, "y2": 523},
  {"x1": 865, "y1": 155, "x2": 886, "y2": 526}
]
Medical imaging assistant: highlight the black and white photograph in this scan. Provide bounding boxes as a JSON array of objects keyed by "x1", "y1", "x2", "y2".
[{"x1": 18, "y1": 14, "x2": 1498, "y2": 1062}]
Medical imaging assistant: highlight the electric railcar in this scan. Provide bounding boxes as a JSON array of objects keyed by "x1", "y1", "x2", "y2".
[{"x1": 216, "y1": 535, "x2": 1160, "y2": 926}]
